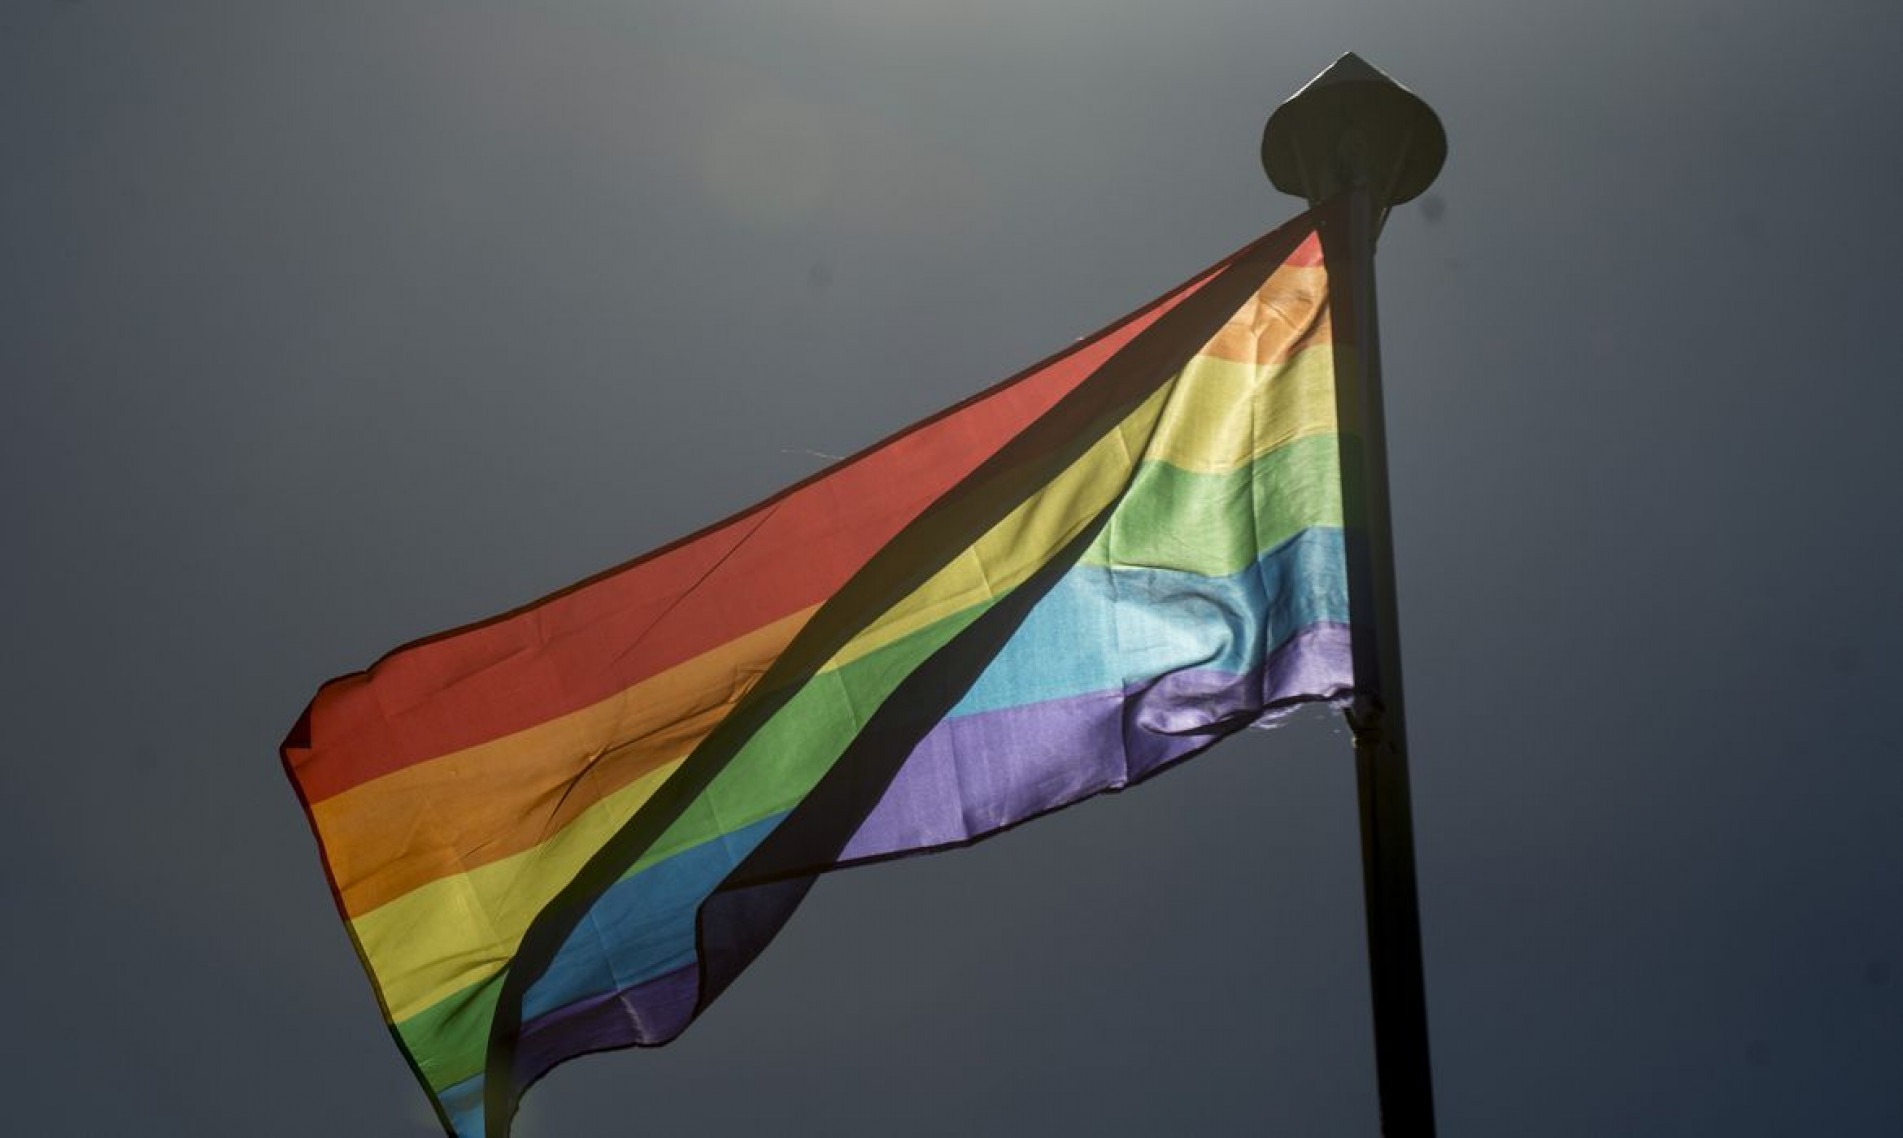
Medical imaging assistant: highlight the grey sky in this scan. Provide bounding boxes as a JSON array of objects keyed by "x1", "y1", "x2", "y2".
[{"x1": 5, "y1": 1, "x2": 1902, "y2": 1135}]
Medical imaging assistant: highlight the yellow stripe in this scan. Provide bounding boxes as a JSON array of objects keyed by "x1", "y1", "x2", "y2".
[
  {"x1": 1140, "y1": 342, "x2": 1335, "y2": 475},
  {"x1": 840, "y1": 338, "x2": 1340, "y2": 660},
  {"x1": 356, "y1": 755, "x2": 689, "y2": 1022},
  {"x1": 325, "y1": 344, "x2": 1330, "y2": 925},
  {"x1": 351, "y1": 257, "x2": 1337, "y2": 1023},
  {"x1": 316, "y1": 607, "x2": 816, "y2": 918},
  {"x1": 828, "y1": 376, "x2": 1183, "y2": 663},
  {"x1": 357, "y1": 369, "x2": 1196, "y2": 1022}
]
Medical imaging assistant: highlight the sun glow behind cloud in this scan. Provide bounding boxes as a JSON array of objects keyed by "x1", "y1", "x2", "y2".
[{"x1": 396, "y1": 4, "x2": 988, "y2": 240}]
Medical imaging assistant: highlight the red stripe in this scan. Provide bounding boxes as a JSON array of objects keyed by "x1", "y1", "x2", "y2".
[{"x1": 287, "y1": 249, "x2": 1245, "y2": 804}]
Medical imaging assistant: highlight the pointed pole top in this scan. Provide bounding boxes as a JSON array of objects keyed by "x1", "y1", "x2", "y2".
[{"x1": 1261, "y1": 53, "x2": 1446, "y2": 208}]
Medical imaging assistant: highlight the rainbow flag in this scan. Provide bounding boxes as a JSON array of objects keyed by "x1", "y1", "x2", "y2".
[{"x1": 283, "y1": 207, "x2": 1355, "y2": 1138}]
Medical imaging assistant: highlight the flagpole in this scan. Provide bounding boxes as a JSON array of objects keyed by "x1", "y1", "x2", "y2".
[{"x1": 1262, "y1": 54, "x2": 1446, "y2": 1137}]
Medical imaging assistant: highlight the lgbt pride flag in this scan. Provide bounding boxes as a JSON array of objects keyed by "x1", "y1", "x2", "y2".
[{"x1": 283, "y1": 206, "x2": 1356, "y2": 1137}]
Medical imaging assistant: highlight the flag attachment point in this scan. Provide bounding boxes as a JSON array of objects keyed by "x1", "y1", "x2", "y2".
[{"x1": 1262, "y1": 52, "x2": 1446, "y2": 208}]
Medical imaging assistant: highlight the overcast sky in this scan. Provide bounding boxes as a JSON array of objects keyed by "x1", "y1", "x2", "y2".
[{"x1": 5, "y1": 1, "x2": 1903, "y2": 1135}]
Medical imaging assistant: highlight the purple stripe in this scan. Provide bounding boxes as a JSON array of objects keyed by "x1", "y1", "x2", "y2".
[
  {"x1": 509, "y1": 964, "x2": 700, "y2": 1087},
  {"x1": 840, "y1": 621, "x2": 1352, "y2": 861},
  {"x1": 501, "y1": 621, "x2": 1350, "y2": 1071}
]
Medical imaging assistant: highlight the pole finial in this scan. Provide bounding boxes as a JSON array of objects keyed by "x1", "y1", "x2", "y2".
[{"x1": 1262, "y1": 53, "x2": 1446, "y2": 208}]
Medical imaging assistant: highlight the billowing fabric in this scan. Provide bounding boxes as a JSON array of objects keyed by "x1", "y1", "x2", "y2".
[{"x1": 282, "y1": 208, "x2": 1354, "y2": 1138}]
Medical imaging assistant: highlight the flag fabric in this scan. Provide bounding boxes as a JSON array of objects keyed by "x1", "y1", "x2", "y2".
[{"x1": 282, "y1": 206, "x2": 1354, "y2": 1138}]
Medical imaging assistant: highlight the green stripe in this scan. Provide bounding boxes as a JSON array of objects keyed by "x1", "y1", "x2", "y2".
[
  {"x1": 393, "y1": 428, "x2": 1343, "y2": 1087},
  {"x1": 1084, "y1": 432, "x2": 1341, "y2": 575},
  {"x1": 398, "y1": 594, "x2": 1002, "y2": 1088},
  {"x1": 395, "y1": 429, "x2": 1341, "y2": 1088},
  {"x1": 400, "y1": 973, "x2": 505, "y2": 1089}
]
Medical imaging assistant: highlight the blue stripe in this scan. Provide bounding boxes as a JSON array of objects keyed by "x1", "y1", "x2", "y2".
[
  {"x1": 432, "y1": 529, "x2": 1346, "y2": 1136},
  {"x1": 518, "y1": 813, "x2": 787, "y2": 1023},
  {"x1": 439, "y1": 1078, "x2": 483, "y2": 1138},
  {"x1": 951, "y1": 524, "x2": 1346, "y2": 717},
  {"x1": 484, "y1": 525, "x2": 1346, "y2": 1050},
  {"x1": 436, "y1": 815, "x2": 787, "y2": 1136}
]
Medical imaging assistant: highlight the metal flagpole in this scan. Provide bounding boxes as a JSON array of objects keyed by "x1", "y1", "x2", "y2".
[{"x1": 1262, "y1": 54, "x2": 1447, "y2": 1138}]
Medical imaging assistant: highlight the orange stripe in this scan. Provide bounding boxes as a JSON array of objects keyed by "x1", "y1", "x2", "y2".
[
  {"x1": 310, "y1": 256, "x2": 1340, "y2": 918},
  {"x1": 286, "y1": 252, "x2": 1242, "y2": 806},
  {"x1": 314, "y1": 608, "x2": 814, "y2": 918},
  {"x1": 1199, "y1": 262, "x2": 1330, "y2": 364}
]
